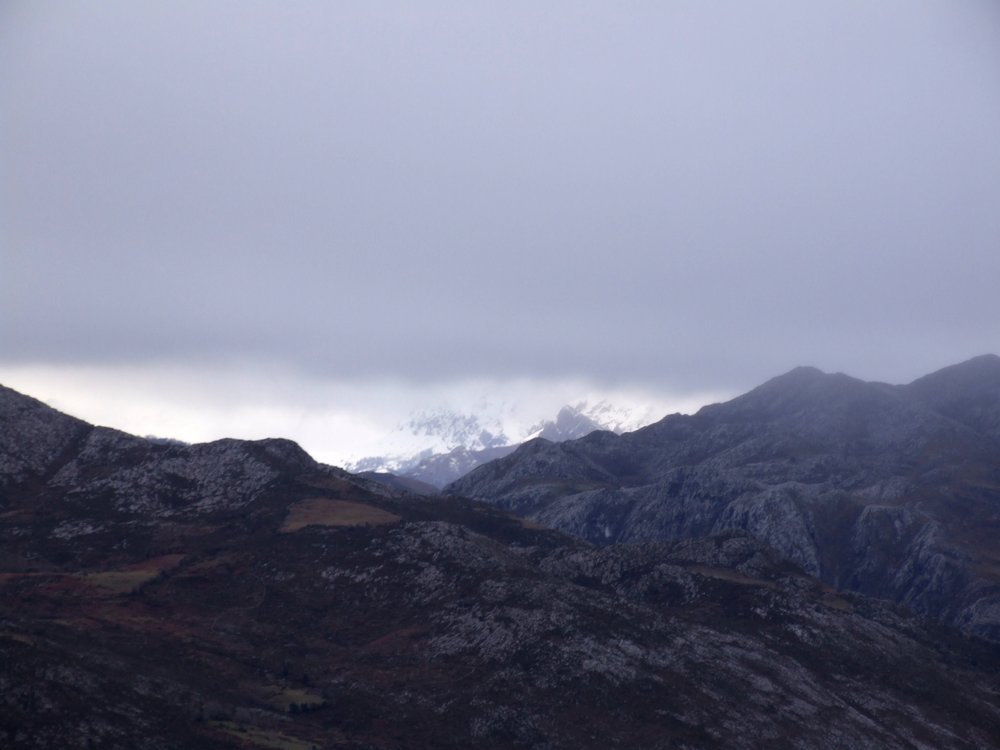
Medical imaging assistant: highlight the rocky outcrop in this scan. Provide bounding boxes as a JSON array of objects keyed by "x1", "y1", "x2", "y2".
[{"x1": 0, "y1": 385, "x2": 90, "y2": 488}]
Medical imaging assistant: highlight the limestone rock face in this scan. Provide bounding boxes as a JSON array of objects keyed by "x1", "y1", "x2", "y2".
[{"x1": 448, "y1": 357, "x2": 1000, "y2": 640}]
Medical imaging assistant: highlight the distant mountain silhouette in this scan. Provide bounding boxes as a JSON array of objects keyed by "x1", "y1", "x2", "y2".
[{"x1": 353, "y1": 403, "x2": 620, "y2": 488}]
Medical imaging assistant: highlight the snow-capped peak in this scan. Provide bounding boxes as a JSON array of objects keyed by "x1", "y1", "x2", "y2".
[
  {"x1": 345, "y1": 398, "x2": 662, "y2": 478},
  {"x1": 571, "y1": 399, "x2": 665, "y2": 435}
]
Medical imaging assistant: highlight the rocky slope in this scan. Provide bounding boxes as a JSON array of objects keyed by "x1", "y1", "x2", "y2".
[
  {"x1": 447, "y1": 356, "x2": 1000, "y2": 641},
  {"x1": 3, "y1": 384, "x2": 1000, "y2": 748}
]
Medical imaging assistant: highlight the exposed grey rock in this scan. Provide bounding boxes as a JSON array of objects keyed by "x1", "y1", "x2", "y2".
[
  {"x1": 448, "y1": 357, "x2": 1000, "y2": 640},
  {"x1": 0, "y1": 385, "x2": 90, "y2": 490},
  {"x1": 0, "y1": 384, "x2": 393, "y2": 533}
]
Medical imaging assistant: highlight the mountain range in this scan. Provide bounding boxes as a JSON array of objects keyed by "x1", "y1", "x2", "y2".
[
  {"x1": 448, "y1": 355, "x2": 1000, "y2": 641},
  {"x1": 348, "y1": 401, "x2": 650, "y2": 489},
  {"x1": 3, "y1": 359, "x2": 1000, "y2": 748}
]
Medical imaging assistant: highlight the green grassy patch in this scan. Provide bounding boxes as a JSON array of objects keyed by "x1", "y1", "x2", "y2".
[
  {"x1": 280, "y1": 498, "x2": 400, "y2": 532},
  {"x1": 820, "y1": 595, "x2": 854, "y2": 612},
  {"x1": 83, "y1": 554, "x2": 185, "y2": 594},
  {"x1": 688, "y1": 566, "x2": 777, "y2": 589},
  {"x1": 262, "y1": 687, "x2": 326, "y2": 713},
  {"x1": 84, "y1": 569, "x2": 161, "y2": 594},
  {"x1": 209, "y1": 721, "x2": 316, "y2": 750},
  {"x1": 0, "y1": 631, "x2": 36, "y2": 645},
  {"x1": 517, "y1": 518, "x2": 546, "y2": 529}
]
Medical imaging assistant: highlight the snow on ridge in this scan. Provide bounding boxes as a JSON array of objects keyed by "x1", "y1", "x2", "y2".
[
  {"x1": 345, "y1": 398, "x2": 666, "y2": 476},
  {"x1": 573, "y1": 399, "x2": 665, "y2": 435}
]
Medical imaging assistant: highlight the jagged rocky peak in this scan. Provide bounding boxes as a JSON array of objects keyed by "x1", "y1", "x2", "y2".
[
  {"x1": 405, "y1": 408, "x2": 511, "y2": 450},
  {"x1": 531, "y1": 404, "x2": 606, "y2": 441}
]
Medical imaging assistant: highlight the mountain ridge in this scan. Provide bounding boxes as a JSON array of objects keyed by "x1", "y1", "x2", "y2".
[
  {"x1": 350, "y1": 401, "x2": 644, "y2": 488},
  {"x1": 447, "y1": 356, "x2": 1000, "y2": 640}
]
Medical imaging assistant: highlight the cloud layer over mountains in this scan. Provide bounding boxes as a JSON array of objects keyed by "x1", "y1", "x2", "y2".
[{"x1": 3, "y1": 2, "x2": 999, "y2": 453}]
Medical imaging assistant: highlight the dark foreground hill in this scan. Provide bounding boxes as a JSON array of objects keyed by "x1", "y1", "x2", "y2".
[
  {"x1": 3, "y1": 384, "x2": 1000, "y2": 749},
  {"x1": 447, "y1": 356, "x2": 1000, "y2": 641}
]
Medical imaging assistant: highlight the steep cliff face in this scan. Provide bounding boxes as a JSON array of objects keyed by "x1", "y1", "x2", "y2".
[
  {"x1": 447, "y1": 357, "x2": 1000, "y2": 640},
  {"x1": 3, "y1": 384, "x2": 1000, "y2": 749}
]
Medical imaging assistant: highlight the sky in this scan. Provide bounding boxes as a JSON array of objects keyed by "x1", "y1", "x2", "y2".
[{"x1": 3, "y1": 1, "x2": 1000, "y2": 465}]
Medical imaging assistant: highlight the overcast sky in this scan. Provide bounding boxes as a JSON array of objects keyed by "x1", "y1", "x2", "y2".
[{"x1": 3, "y1": 2, "x2": 1000, "y2": 464}]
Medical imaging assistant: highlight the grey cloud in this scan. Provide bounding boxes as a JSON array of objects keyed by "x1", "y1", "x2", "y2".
[{"x1": 3, "y1": 1, "x2": 1000, "y2": 395}]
